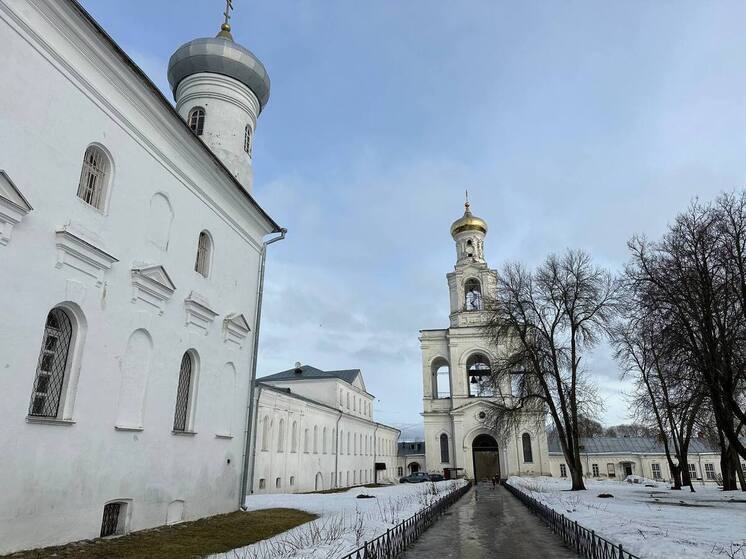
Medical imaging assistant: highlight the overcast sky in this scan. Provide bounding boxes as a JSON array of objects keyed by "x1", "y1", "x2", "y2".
[{"x1": 81, "y1": 0, "x2": 746, "y2": 439}]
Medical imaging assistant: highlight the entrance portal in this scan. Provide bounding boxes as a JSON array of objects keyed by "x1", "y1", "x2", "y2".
[
  {"x1": 472, "y1": 434, "x2": 500, "y2": 482},
  {"x1": 408, "y1": 462, "x2": 420, "y2": 474}
]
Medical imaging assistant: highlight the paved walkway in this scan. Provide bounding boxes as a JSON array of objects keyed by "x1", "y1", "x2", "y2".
[{"x1": 401, "y1": 484, "x2": 578, "y2": 559}]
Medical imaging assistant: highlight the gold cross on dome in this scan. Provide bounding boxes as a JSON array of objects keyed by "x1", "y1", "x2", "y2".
[{"x1": 223, "y1": 0, "x2": 234, "y2": 27}]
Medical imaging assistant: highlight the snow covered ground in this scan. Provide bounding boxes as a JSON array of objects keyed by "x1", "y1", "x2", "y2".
[
  {"x1": 209, "y1": 481, "x2": 468, "y2": 559},
  {"x1": 508, "y1": 475, "x2": 746, "y2": 559}
]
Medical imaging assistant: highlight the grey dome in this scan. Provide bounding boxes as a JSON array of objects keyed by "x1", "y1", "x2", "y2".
[{"x1": 168, "y1": 36, "x2": 270, "y2": 110}]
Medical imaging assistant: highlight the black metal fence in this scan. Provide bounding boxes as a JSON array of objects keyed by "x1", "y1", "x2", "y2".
[
  {"x1": 341, "y1": 481, "x2": 472, "y2": 559},
  {"x1": 504, "y1": 481, "x2": 641, "y2": 559}
]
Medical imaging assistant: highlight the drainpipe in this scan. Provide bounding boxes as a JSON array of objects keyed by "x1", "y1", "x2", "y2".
[
  {"x1": 373, "y1": 423, "x2": 379, "y2": 482},
  {"x1": 239, "y1": 228, "x2": 287, "y2": 509},
  {"x1": 334, "y1": 411, "x2": 342, "y2": 488}
]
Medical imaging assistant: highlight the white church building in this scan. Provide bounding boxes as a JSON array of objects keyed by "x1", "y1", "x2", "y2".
[
  {"x1": 249, "y1": 364, "x2": 401, "y2": 493},
  {"x1": 419, "y1": 201, "x2": 551, "y2": 481},
  {"x1": 0, "y1": 0, "x2": 283, "y2": 553}
]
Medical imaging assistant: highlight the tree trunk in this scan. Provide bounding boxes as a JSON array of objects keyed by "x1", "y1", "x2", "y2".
[
  {"x1": 667, "y1": 460, "x2": 682, "y2": 490},
  {"x1": 736, "y1": 459, "x2": 746, "y2": 492},
  {"x1": 569, "y1": 461, "x2": 586, "y2": 491}
]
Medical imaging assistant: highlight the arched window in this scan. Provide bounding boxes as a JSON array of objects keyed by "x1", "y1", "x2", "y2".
[
  {"x1": 173, "y1": 351, "x2": 196, "y2": 432},
  {"x1": 467, "y1": 353, "x2": 492, "y2": 397},
  {"x1": 277, "y1": 418, "x2": 285, "y2": 452},
  {"x1": 244, "y1": 124, "x2": 252, "y2": 156},
  {"x1": 440, "y1": 433, "x2": 450, "y2": 463},
  {"x1": 194, "y1": 230, "x2": 212, "y2": 277},
  {"x1": 464, "y1": 278, "x2": 483, "y2": 311},
  {"x1": 291, "y1": 421, "x2": 298, "y2": 452},
  {"x1": 522, "y1": 433, "x2": 533, "y2": 463},
  {"x1": 322, "y1": 426, "x2": 328, "y2": 454},
  {"x1": 347, "y1": 431, "x2": 351, "y2": 455},
  {"x1": 77, "y1": 145, "x2": 111, "y2": 211},
  {"x1": 188, "y1": 107, "x2": 205, "y2": 136},
  {"x1": 332, "y1": 428, "x2": 337, "y2": 453},
  {"x1": 304, "y1": 428, "x2": 310, "y2": 453},
  {"x1": 313, "y1": 425, "x2": 319, "y2": 453},
  {"x1": 29, "y1": 308, "x2": 74, "y2": 418},
  {"x1": 431, "y1": 358, "x2": 450, "y2": 399},
  {"x1": 340, "y1": 429, "x2": 344, "y2": 454}
]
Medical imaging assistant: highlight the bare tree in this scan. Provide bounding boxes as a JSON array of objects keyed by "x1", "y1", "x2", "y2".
[
  {"x1": 482, "y1": 250, "x2": 619, "y2": 491},
  {"x1": 604, "y1": 423, "x2": 657, "y2": 438},
  {"x1": 626, "y1": 196, "x2": 746, "y2": 469}
]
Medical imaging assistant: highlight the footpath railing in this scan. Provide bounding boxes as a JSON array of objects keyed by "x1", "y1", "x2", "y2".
[
  {"x1": 340, "y1": 481, "x2": 472, "y2": 559},
  {"x1": 504, "y1": 481, "x2": 641, "y2": 559}
]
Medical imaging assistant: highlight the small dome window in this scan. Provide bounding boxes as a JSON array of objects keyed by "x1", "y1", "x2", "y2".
[{"x1": 188, "y1": 107, "x2": 205, "y2": 136}]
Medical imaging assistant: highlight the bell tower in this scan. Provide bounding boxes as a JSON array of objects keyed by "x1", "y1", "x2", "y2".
[{"x1": 446, "y1": 195, "x2": 497, "y2": 327}]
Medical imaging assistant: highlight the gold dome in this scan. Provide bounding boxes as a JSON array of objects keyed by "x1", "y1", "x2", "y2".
[{"x1": 450, "y1": 200, "x2": 487, "y2": 237}]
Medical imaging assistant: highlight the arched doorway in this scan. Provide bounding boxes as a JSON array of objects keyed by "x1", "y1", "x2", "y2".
[
  {"x1": 472, "y1": 434, "x2": 500, "y2": 482},
  {"x1": 408, "y1": 462, "x2": 420, "y2": 474}
]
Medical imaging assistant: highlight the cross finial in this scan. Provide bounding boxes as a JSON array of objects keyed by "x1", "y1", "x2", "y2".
[
  {"x1": 223, "y1": 0, "x2": 234, "y2": 26},
  {"x1": 217, "y1": 0, "x2": 235, "y2": 39},
  {"x1": 465, "y1": 189, "x2": 470, "y2": 211}
]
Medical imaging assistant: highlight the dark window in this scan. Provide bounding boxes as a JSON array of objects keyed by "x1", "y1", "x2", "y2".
[
  {"x1": 560, "y1": 464, "x2": 567, "y2": 477},
  {"x1": 173, "y1": 352, "x2": 193, "y2": 431},
  {"x1": 100, "y1": 502, "x2": 121, "y2": 537},
  {"x1": 188, "y1": 107, "x2": 205, "y2": 136},
  {"x1": 522, "y1": 433, "x2": 533, "y2": 463},
  {"x1": 440, "y1": 433, "x2": 449, "y2": 463},
  {"x1": 29, "y1": 308, "x2": 73, "y2": 418}
]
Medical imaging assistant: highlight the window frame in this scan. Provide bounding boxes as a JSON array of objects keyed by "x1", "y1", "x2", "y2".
[
  {"x1": 439, "y1": 433, "x2": 450, "y2": 463},
  {"x1": 194, "y1": 230, "x2": 213, "y2": 278},
  {"x1": 244, "y1": 124, "x2": 253, "y2": 157},
  {"x1": 172, "y1": 350, "x2": 199, "y2": 433},
  {"x1": 521, "y1": 433, "x2": 533, "y2": 463},
  {"x1": 188, "y1": 106, "x2": 206, "y2": 136},
  {"x1": 76, "y1": 144, "x2": 113, "y2": 213}
]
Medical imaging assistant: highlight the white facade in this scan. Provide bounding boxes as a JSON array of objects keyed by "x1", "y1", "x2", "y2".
[
  {"x1": 419, "y1": 202, "x2": 551, "y2": 480},
  {"x1": 548, "y1": 437, "x2": 744, "y2": 486},
  {"x1": 249, "y1": 366, "x2": 400, "y2": 493},
  {"x1": 0, "y1": 1, "x2": 280, "y2": 553}
]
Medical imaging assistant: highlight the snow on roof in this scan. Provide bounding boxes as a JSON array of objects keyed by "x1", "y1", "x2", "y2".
[{"x1": 547, "y1": 435, "x2": 720, "y2": 455}]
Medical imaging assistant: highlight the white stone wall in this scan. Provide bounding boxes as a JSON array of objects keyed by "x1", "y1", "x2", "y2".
[
  {"x1": 251, "y1": 383, "x2": 399, "y2": 494},
  {"x1": 0, "y1": 1, "x2": 276, "y2": 553}
]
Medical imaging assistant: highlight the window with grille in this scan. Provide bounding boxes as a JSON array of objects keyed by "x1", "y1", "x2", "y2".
[
  {"x1": 440, "y1": 433, "x2": 449, "y2": 463},
  {"x1": 77, "y1": 146, "x2": 109, "y2": 210},
  {"x1": 172, "y1": 352, "x2": 193, "y2": 432},
  {"x1": 188, "y1": 107, "x2": 205, "y2": 136},
  {"x1": 560, "y1": 464, "x2": 567, "y2": 477},
  {"x1": 592, "y1": 463, "x2": 599, "y2": 477},
  {"x1": 29, "y1": 308, "x2": 73, "y2": 418},
  {"x1": 688, "y1": 463, "x2": 697, "y2": 479},
  {"x1": 100, "y1": 502, "x2": 122, "y2": 537},
  {"x1": 651, "y1": 463, "x2": 662, "y2": 479},
  {"x1": 522, "y1": 433, "x2": 533, "y2": 463},
  {"x1": 194, "y1": 231, "x2": 212, "y2": 277},
  {"x1": 607, "y1": 463, "x2": 615, "y2": 477},
  {"x1": 244, "y1": 125, "x2": 252, "y2": 156},
  {"x1": 705, "y1": 463, "x2": 715, "y2": 480}
]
